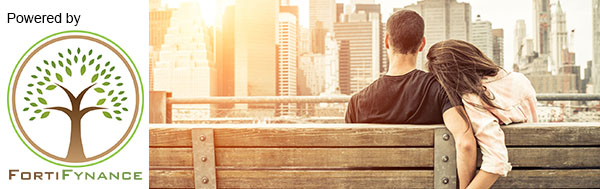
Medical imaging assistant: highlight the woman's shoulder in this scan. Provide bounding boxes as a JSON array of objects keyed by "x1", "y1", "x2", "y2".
[{"x1": 502, "y1": 72, "x2": 536, "y2": 97}]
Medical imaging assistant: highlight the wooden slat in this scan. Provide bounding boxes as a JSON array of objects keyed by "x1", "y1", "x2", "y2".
[
  {"x1": 509, "y1": 147, "x2": 600, "y2": 168},
  {"x1": 150, "y1": 170, "x2": 433, "y2": 189},
  {"x1": 150, "y1": 170, "x2": 195, "y2": 188},
  {"x1": 150, "y1": 123, "x2": 600, "y2": 147},
  {"x1": 150, "y1": 148, "x2": 432, "y2": 168},
  {"x1": 503, "y1": 123, "x2": 600, "y2": 146},
  {"x1": 214, "y1": 127, "x2": 434, "y2": 147},
  {"x1": 150, "y1": 148, "x2": 193, "y2": 167},
  {"x1": 474, "y1": 147, "x2": 600, "y2": 168},
  {"x1": 150, "y1": 124, "x2": 437, "y2": 147},
  {"x1": 150, "y1": 147, "x2": 600, "y2": 169},
  {"x1": 216, "y1": 148, "x2": 432, "y2": 168},
  {"x1": 494, "y1": 169, "x2": 600, "y2": 188},
  {"x1": 150, "y1": 127, "x2": 192, "y2": 147},
  {"x1": 218, "y1": 170, "x2": 433, "y2": 188},
  {"x1": 150, "y1": 169, "x2": 600, "y2": 188}
]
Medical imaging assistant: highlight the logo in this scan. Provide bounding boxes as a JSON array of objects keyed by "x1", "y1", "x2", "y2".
[{"x1": 7, "y1": 30, "x2": 143, "y2": 167}]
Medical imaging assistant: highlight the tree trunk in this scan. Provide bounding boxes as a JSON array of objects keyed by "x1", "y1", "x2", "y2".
[
  {"x1": 65, "y1": 114, "x2": 86, "y2": 162},
  {"x1": 48, "y1": 83, "x2": 103, "y2": 162}
]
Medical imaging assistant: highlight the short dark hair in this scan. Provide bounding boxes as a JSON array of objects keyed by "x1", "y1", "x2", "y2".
[{"x1": 386, "y1": 9, "x2": 424, "y2": 54}]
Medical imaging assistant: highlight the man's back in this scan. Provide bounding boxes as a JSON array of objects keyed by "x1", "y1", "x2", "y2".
[{"x1": 345, "y1": 69, "x2": 453, "y2": 124}]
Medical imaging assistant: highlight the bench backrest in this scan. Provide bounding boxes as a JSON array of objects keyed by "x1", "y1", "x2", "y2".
[{"x1": 149, "y1": 123, "x2": 600, "y2": 188}]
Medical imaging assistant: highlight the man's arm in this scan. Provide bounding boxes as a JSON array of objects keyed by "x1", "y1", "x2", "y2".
[
  {"x1": 344, "y1": 96, "x2": 356, "y2": 123},
  {"x1": 443, "y1": 107, "x2": 477, "y2": 189}
]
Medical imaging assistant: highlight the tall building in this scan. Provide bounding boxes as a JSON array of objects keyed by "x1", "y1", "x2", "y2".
[
  {"x1": 154, "y1": 2, "x2": 216, "y2": 118},
  {"x1": 150, "y1": 8, "x2": 173, "y2": 51},
  {"x1": 149, "y1": 1, "x2": 173, "y2": 91},
  {"x1": 335, "y1": 7, "x2": 381, "y2": 94},
  {"x1": 533, "y1": 0, "x2": 551, "y2": 55},
  {"x1": 277, "y1": 5, "x2": 299, "y2": 116},
  {"x1": 550, "y1": 0, "x2": 567, "y2": 74},
  {"x1": 401, "y1": 0, "x2": 471, "y2": 70},
  {"x1": 354, "y1": 3, "x2": 388, "y2": 75},
  {"x1": 149, "y1": 0, "x2": 161, "y2": 11},
  {"x1": 519, "y1": 54, "x2": 578, "y2": 93},
  {"x1": 310, "y1": 0, "x2": 336, "y2": 53},
  {"x1": 584, "y1": 60, "x2": 593, "y2": 93},
  {"x1": 338, "y1": 40, "x2": 351, "y2": 95},
  {"x1": 299, "y1": 27, "x2": 311, "y2": 54},
  {"x1": 234, "y1": 0, "x2": 279, "y2": 99},
  {"x1": 336, "y1": 3, "x2": 344, "y2": 22},
  {"x1": 214, "y1": 5, "x2": 236, "y2": 114},
  {"x1": 149, "y1": 46, "x2": 158, "y2": 91},
  {"x1": 324, "y1": 32, "x2": 340, "y2": 94},
  {"x1": 298, "y1": 54, "x2": 326, "y2": 96},
  {"x1": 594, "y1": 0, "x2": 600, "y2": 93},
  {"x1": 297, "y1": 53, "x2": 326, "y2": 117},
  {"x1": 492, "y1": 29, "x2": 504, "y2": 68},
  {"x1": 472, "y1": 15, "x2": 494, "y2": 61},
  {"x1": 514, "y1": 20, "x2": 527, "y2": 65}
]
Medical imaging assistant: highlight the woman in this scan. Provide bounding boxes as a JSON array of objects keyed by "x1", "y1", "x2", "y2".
[{"x1": 426, "y1": 39, "x2": 538, "y2": 188}]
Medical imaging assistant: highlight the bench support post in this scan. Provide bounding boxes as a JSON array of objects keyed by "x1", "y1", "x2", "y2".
[
  {"x1": 149, "y1": 91, "x2": 172, "y2": 123},
  {"x1": 192, "y1": 128, "x2": 217, "y2": 189},
  {"x1": 434, "y1": 127, "x2": 458, "y2": 189}
]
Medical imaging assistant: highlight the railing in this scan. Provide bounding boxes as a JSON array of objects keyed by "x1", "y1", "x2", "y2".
[
  {"x1": 149, "y1": 91, "x2": 600, "y2": 124},
  {"x1": 166, "y1": 94, "x2": 600, "y2": 104}
]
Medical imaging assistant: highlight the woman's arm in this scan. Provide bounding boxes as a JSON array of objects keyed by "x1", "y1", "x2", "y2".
[
  {"x1": 443, "y1": 107, "x2": 477, "y2": 189},
  {"x1": 462, "y1": 96, "x2": 512, "y2": 188},
  {"x1": 467, "y1": 170, "x2": 500, "y2": 189}
]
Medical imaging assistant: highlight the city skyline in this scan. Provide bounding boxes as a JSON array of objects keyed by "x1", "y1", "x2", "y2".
[
  {"x1": 295, "y1": 0, "x2": 594, "y2": 71},
  {"x1": 161, "y1": 0, "x2": 593, "y2": 72},
  {"x1": 149, "y1": 0, "x2": 599, "y2": 121}
]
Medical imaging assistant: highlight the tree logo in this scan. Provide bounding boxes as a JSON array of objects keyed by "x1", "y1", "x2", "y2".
[{"x1": 7, "y1": 30, "x2": 143, "y2": 167}]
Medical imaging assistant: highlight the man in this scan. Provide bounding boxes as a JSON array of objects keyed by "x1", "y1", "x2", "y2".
[{"x1": 345, "y1": 10, "x2": 477, "y2": 188}]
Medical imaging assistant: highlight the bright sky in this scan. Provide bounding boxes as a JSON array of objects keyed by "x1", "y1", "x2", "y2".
[{"x1": 162, "y1": 0, "x2": 594, "y2": 71}]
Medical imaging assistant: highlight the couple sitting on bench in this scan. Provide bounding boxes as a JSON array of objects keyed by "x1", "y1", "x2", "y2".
[{"x1": 345, "y1": 10, "x2": 538, "y2": 189}]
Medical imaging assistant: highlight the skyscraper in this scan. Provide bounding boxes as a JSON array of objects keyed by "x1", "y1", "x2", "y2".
[
  {"x1": 354, "y1": 3, "x2": 388, "y2": 75},
  {"x1": 335, "y1": 7, "x2": 381, "y2": 94},
  {"x1": 149, "y1": 1, "x2": 173, "y2": 91},
  {"x1": 472, "y1": 15, "x2": 494, "y2": 61},
  {"x1": 214, "y1": 5, "x2": 236, "y2": 113},
  {"x1": 533, "y1": 0, "x2": 551, "y2": 55},
  {"x1": 550, "y1": 0, "x2": 567, "y2": 74},
  {"x1": 299, "y1": 27, "x2": 311, "y2": 54},
  {"x1": 593, "y1": 0, "x2": 600, "y2": 93},
  {"x1": 234, "y1": 0, "x2": 279, "y2": 98},
  {"x1": 514, "y1": 20, "x2": 527, "y2": 65},
  {"x1": 277, "y1": 5, "x2": 299, "y2": 116},
  {"x1": 154, "y1": 2, "x2": 216, "y2": 118},
  {"x1": 401, "y1": 0, "x2": 471, "y2": 70},
  {"x1": 310, "y1": 0, "x2": 336, "y2": 54},
  {"x1": 298, "y1": 54, "x2": 326, "y2": 96},
  {"x1": 324, "y1": 32, "x2": 340, "y2": 94},
  {"x1": 492, "y1": 29, "x2": 504, "y2": 68}
]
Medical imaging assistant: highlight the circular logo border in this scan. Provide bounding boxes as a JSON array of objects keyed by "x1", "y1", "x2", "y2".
[{"x1": 7, "y1": 30, "x2": 145, "y2": 168}]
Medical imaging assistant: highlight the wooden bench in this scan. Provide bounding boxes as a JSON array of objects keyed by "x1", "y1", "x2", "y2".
[{"x1": 149, "y1": 123, "x2": 600, "y2": 188}]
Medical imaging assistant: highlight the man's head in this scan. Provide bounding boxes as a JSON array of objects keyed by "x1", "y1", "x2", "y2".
[{"x1": 385, "y1": 10, "x2": 425, "y2": 55}]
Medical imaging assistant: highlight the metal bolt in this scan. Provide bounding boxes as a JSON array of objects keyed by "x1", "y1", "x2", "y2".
[
  {"x1": 442, "y1": 177, "x2": 449, "y2": 184},
  {"x1": 201, "y1": 156, "x2": 208, "y2": 162},
  {"x1": 199, "y1": 135, "x2": 206, "y2": 141},
  {"x1": 442, "y1": 133, "x2": 450, "y2": 141},
  {"x1": 202, "y1": 176, "x2": 209, "y2": 184},
  {"x1": 442, "y1": 155, "x2": 449, "y2": 162}
]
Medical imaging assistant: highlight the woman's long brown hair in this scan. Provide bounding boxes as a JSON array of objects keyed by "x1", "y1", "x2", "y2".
[{"x1": 426, "y1": 39, "x2": 504, "y2": 131}]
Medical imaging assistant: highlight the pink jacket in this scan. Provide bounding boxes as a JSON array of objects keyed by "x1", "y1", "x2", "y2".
[{"x1": 462, "y1": 70, "x2": 537, "y2": 177}]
